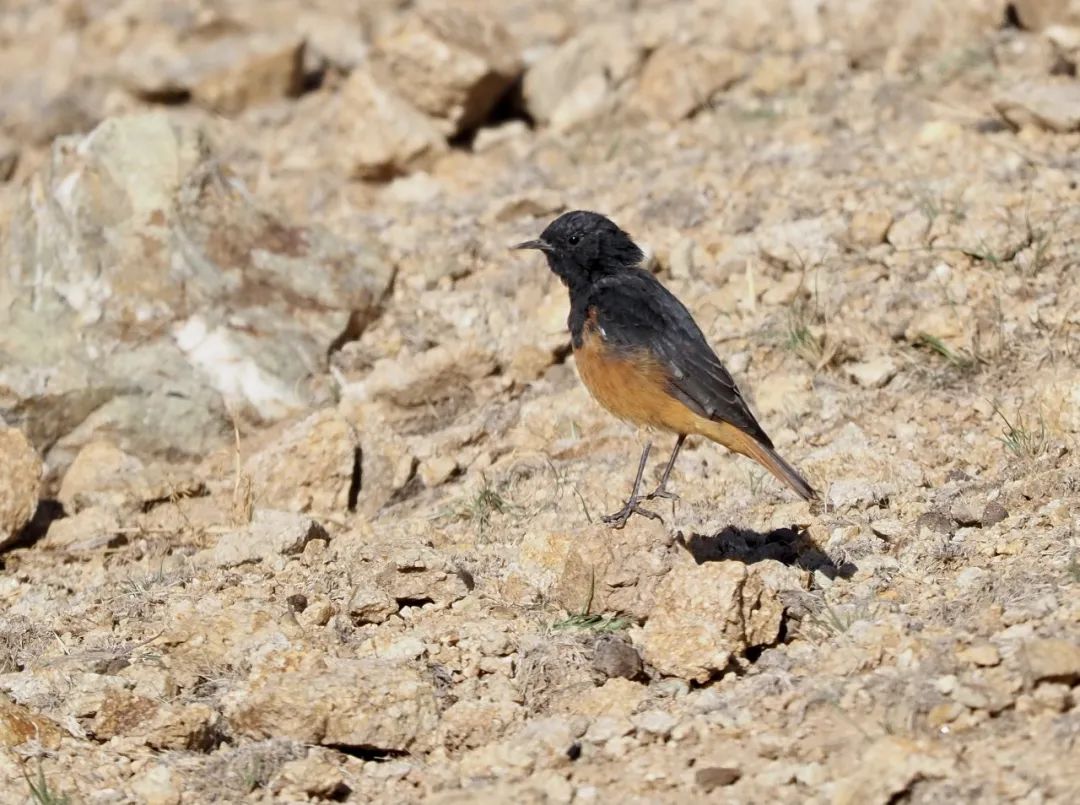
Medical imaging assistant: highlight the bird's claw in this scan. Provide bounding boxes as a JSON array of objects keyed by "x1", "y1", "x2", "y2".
[
  {"x1": 601, "y1": 497, "x2": 662, "y2": 529},
  {"x1": 645, "y1": 486, "x2": 679, "y2": 502}
]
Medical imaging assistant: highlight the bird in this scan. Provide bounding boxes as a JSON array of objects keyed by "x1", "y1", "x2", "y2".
[{"x1": 513, "y1": 210, "x2": 817, "y2": 528}]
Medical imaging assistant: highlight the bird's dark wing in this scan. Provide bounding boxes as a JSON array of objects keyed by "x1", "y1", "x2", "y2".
[{"x1": 589, "y1": 269, "x2": 773, "y2": 448}]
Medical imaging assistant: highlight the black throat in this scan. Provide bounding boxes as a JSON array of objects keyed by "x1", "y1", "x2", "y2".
[{"x1": 566, "y1": 281, "x2": 595, "y2": 350}]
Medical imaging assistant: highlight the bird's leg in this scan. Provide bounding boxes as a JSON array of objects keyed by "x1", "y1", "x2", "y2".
[
  {"x1": 602, "y1": 442, "x2": 662, "y2": 529},
  {"x1": 645, "y1": 434, "x2": 686, "y2": 501}
]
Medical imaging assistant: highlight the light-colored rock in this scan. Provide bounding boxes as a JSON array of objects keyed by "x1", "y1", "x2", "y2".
[
  {"x1": 376, "y1": 546, "x2": 471, "y2": 607},
  {"x1": 519, "y1": 520, "x2": 673, "y2": 620},
  {"x1": 886, "y1": 211, "x2": 929, "y2": 249},
  {"x1": 129, "y1": 764, "x2": 181, "y2": 805},
  {"x1": 342, "y1": 402, "x2": 417, "y2": 517},
  {"x1": 1022, "y1": 638, "x2": 1080, "y2": 683},
  {"x1": 832, "y1": 736, "x2": 955, "y2": 805},
  {"x1": 347, "y1": 581, "x2": 398, "y2": 625},
  {"x1": 0, "y1": 58, "x2": 103, "y2": 147},
  {"x1": 0, "y1": 136, "x2": 17, "y2": 182},
  {"x1": 224, "y1": 652, "x2": 439, "y2": 752},
  {"x1": 372, "y1": 5, "x2": 521, "y2": 136},
  {"x1": 273, "y1": 751, "x2": 350, "y2": 801},
  {"x1": 419, "y1": 455, "x2": 459, "y2": 487},
  {"x1": 58, "y1": 441, "x2": 202, "y2": 514},
  {"x1": 57, "y1": 442, "x2": 144, "y2": 513},
  {"x1": 457, "y1": 716, "x2": 584, "y2": 779},
  {"x1": 211, "y1": 509, "x2": 329, "y2": 567},
  {"x1": 995, "y1": 81, "x2": 1080, "y2": 133},
  {"x1": 1009, "y1": 0, "x2": 1080, "y2": 30},
  {"x1": 638, "y1": 559, "x2": 807, "y2": 682},
  {"x1": 635, "y1": 43, "x2": 745, "y2": 121},
  {"x1": 244, "y1": 409, "x2": 359, "y2": 513},
  {"x1": 93, "y1": 690, "x2": 222, "y2": 750},
  {"x1": 845, "y1": 355, "x2": 897, "y2": 388},
  {"x1": 950, "y1": 669, "x2": 1017, "y2": 714},
  {"x1": 827, "y1": 479, "x2": 894, "y2": 509},
  {"x1": 0, "y1": 113, "x2": 392, "y2": 466},
  {"x1": 353, "y1": 343, "x2": 499, "y2": 409},
  {"x1": 326, "y1": 67, "x2": 446, "y2": 179},
  {"x1": 917, "y1": 120, "x2": 964, "y2": 145},
  {"x1": 40, "y1": 506, "x2": 121, "y2": 552},
  {"x1": 819, "y1": 0, "x2": 1002, "y2": 74},
  {"x1": 957, "y1": 643, "x2": 1001, "y2": 667},
  {"x1": 437, "y1": 698, "x2": 524, "y2": 751},
  {"x1": 143, "y1": 703, "x2": 224, "y2": 751},
  {"x1": 522, "y1": 23, "x2": 643, "y2": 127},
  {"x1": 118, "y1": 33, "x2": 305, "y2": 114},
  {"x1": 631, "y1": 709, "x2": 677, "y2": 738},
  {"x1": 561, "y1": 678, "x2": 646, "y2": 719},
  {"x1": 846, "y1": 209, "x2": 894, "y2": 248},
  {"x1": 0, "y1": 426, "x2": 40, "y2": 548},
  {"x1": 584, "y1": 715, "x2": 634, "y2": 744}
]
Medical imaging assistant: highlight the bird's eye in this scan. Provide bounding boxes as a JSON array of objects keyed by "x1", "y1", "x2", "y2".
[{"x1": 568, "y1": 233, "x2": 581, "y2": 245}]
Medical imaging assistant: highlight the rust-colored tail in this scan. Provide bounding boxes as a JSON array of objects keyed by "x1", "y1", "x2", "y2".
[{"x1": 703, "y1": 421, "x2": 818, "y2": 501}]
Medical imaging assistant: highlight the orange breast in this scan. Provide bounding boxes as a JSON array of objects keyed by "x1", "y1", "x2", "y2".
[
  {"x1": 572, "y1": 315, "x2": 792, "y2": 477},
  {"x1": 574, "y1": 325, "x2": 703, "y2": 435}
]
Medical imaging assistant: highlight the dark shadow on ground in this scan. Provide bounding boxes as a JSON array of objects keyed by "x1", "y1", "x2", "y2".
[
  {"x1": 676, "y1": 524, "x2": 857, "y2": 580},
  {"x1": 2, "y1": 499, "x2": 65, "y2": 555}
]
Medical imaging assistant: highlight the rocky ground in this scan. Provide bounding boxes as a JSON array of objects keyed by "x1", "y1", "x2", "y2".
[{"x1": 2, "y1": 0, "x2": 1080, "y2": 802}]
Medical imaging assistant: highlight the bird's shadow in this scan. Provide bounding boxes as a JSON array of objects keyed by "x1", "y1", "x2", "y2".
[{"x1": 676, "y1": 524, "x2": 856, "y2": 580}]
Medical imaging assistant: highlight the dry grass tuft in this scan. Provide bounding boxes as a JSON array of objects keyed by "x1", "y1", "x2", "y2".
[{"x1": 230, "y1": 415, "x2": 254, "y2": 526}]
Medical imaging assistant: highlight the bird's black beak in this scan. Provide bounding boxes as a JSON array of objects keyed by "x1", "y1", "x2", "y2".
[{"x1": 512, "y1": 238, "x2": 552, "y2": 253}]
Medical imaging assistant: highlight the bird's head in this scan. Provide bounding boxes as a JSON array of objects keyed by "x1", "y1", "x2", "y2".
[{"x1": 513, "y1": 210, "x2": 644, "y2": 289}]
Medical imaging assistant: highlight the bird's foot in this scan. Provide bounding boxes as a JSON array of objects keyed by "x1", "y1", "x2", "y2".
[
  {"x1": 645, "y1": 485, "x2": 679, "y2": 502},
  {"x1": 601, "y1": 497, "x2": 662, "y2": 529}
]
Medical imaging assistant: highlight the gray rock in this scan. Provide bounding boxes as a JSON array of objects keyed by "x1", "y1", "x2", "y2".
[
  {"x1": 980, "y1": 501, "x2": 1008, "y2": 527},
  {"x1": 695, "y1": 766, "x2": 741, "y2": 791},
  {"x1": 949, "y1": 496, "x2": 983, "y2": 527},
  {"x1": 916, "y1": 511, "x2": 955, "y2": 536},
  {"x1": 996, "y1": 81, "x2": 1080, "y2": 133},
  {"x1": 631, "y1": 709, "x2": 677, "y2": 738},
  {"x1": 0, "y1": 113, "x2": 392, "y2": 469},
  {"x1": 592, "y1": 636, "x2": 643, "y2": 680}
]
